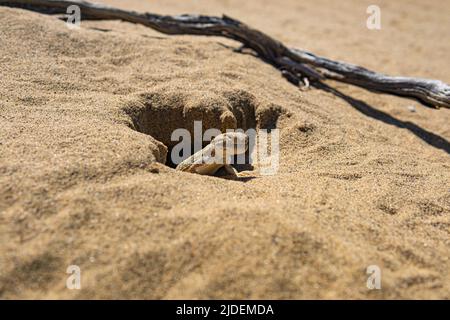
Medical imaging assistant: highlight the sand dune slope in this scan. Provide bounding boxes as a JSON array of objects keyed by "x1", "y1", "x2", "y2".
[{"x1": 0, "y1": 2, "x2": 449, "y2": 299}]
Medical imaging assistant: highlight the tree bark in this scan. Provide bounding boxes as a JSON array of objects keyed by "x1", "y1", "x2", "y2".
[{"x1": 2, "y1": 0, "x2": 449, "y2": 109}]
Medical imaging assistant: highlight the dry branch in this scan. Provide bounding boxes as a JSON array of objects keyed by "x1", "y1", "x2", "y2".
[{"x1": 2, "y1": 0, "x2": 449, "y2": 108}]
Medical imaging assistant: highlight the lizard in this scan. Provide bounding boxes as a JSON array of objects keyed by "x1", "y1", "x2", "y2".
[{"x1": 175, "y1": 132, "x2": 249, "y2": 178}]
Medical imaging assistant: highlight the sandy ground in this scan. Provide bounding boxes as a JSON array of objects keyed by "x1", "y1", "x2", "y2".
[{"x1": 0, "y1": 0, "x2": 449, "y2": 299}]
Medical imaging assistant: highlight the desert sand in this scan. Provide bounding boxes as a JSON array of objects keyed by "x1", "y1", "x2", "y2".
[{"x1": 0, "y1": 0, "x2": 449, "y2": 299}]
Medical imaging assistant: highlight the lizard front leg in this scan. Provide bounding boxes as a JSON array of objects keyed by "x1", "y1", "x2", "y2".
[
  {"x1": 223, "y1": 164, "x2": 239, "y2": 177},
  {"x1": 223, "y1": 165, "x2": 254, "y2": 178}
]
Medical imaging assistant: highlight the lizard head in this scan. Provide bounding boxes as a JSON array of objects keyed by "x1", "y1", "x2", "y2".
[{"x1": 211, "y1": 132, "x2": 249, "y2": 159}]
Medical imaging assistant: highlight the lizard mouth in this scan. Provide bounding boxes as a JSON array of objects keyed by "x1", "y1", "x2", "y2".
[{"x1": 122, "y1": 88, "x2": 286, "y2": 170}]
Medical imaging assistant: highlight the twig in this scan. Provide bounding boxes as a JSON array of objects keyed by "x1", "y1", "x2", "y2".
[{"x1": 2, "y1": 0, "x2": 449, "y2": 108}]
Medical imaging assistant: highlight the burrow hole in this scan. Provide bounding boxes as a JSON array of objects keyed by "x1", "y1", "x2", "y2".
[{"x1": 123, "y1": 89, "x2": 286, "y2": 171}]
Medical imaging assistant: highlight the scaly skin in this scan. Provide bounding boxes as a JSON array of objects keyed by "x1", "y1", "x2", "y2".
[{"x1": 175, "y1": 132, "x2": 249, "y2": 177}]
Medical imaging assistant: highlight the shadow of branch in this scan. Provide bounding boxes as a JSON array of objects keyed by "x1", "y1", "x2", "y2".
[{"x1": 314, "y1": 82, "x2": 450, "y2": 155}]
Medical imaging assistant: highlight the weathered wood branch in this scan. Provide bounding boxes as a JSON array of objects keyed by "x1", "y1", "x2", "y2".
[{"x1": 2, "y1": 0, "x2": 449, "y2": 108}]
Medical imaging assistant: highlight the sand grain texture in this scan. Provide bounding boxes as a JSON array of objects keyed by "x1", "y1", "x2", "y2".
[{"x1": 0, "y1": 0, "x2": 449, "y2": 299}]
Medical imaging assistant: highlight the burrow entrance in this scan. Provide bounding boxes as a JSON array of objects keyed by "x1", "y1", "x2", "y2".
[{"x1": 123, "y1": 88, "x2": 286, "y2": 170}]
